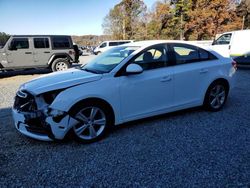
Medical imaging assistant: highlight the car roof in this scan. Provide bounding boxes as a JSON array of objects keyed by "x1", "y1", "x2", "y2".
[
  {"x1": 124, "y1": 40, "x2": 211, "y2": 50},
  {"x1": 218, "y1": 29, "x2": 250, "y2": 35},
  {"x1": 121, "y1": 40, "x2": 223, "y2": 59}
]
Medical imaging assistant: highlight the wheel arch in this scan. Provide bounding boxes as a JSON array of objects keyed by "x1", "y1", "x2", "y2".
[
  {"x1": 48, "y1": 53, "x2": 72, "y2": 67},
  {"x1": 68, "y1": 97, "x2": 115, "y2": 125},
  {"x1": 203, "y1": 78, "x2": 230, "y2": 104}
]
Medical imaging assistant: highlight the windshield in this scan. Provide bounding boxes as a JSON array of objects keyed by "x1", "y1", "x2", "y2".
[{"x1": 81, "y1": 46, "x2": 140, "y2": 73}]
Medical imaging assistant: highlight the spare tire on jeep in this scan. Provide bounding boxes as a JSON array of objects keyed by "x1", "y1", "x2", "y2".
[{"x1": 51, "y1": 58, "x2": 70, "y2": 72}]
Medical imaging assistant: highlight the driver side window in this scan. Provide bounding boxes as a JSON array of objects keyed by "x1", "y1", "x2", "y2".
[
  {"x1": 130, "y1": 45, "x2": 168, "y2": 71},
  {"x1": 10, "y1": 38, "x2": 29, "y2": 50},
  {"x1": 100, "y1": 42, "x2": 107, "y2": 48},
  {"x1": 213, "y1": 34, "x2": 232, "y2": 45}
]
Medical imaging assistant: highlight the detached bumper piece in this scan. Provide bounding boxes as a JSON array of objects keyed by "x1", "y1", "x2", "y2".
[{"x1": 23, "y1": 111, "x2": 55, "y2": 139}]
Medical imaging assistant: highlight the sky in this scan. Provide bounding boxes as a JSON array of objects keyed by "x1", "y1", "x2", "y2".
[{"x1": 0, "y1": 0, "x2": 156, "y2": 36}]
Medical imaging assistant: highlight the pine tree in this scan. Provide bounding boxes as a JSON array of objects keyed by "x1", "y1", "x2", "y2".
[{"x1": 171, "y1": 0, "x2": 192, "y2": 39}]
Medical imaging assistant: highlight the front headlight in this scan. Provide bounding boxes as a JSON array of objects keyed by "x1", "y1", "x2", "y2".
[{"x1": 41, "y1": 89, "x2": 63, "y2": 105}]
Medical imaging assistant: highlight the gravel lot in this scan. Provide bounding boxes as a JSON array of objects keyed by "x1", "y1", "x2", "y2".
[{"x1": 0, "y1": 61, "x2": 249, "y2": 187}]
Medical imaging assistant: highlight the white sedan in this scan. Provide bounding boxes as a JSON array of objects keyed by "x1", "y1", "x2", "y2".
[{"x1": 12, "y1": 40, "x2": 237, "y2": 143}]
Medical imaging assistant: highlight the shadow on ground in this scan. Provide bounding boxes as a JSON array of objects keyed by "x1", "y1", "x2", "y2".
[{"x1": 0, "y1": 69, "x2": 51, "y2": 78}]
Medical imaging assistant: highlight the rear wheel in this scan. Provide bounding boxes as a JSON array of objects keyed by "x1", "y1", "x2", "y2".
[
  {"x1": 51, "y1": 58, "x2": 70, "y2": 72},
  {"x1": 71, "y1": 102, "x2": 111, "y2": 143},
  {"x1": 204, "y1": 81, "x2": 228, "y2": 111}
]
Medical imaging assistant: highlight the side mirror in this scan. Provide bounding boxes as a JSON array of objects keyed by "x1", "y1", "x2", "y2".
[{"x1": 126, "y1": 64, "x2": 143, "y2": 75}]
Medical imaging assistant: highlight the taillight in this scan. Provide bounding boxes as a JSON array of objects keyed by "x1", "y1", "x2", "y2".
[{"x1": 232, "y1": 60, "x2": 237, "y2": 70}]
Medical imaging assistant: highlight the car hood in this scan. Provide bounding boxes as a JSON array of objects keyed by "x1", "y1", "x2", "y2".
[{"x1": 21, "y1": 68, "x2": 102, "y2": 95}]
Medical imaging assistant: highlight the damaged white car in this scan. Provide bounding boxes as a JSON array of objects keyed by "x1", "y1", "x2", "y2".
[{"x1": 12, "y1": 41, "x2": 237, "y2": 143}]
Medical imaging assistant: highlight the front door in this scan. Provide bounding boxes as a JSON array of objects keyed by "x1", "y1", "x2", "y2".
[
  {"x1": 119, "y1": 44, "x2": 174, "y2": 121},
  {"x1": 5, "y1": 37, "x2": 34, "y2": 69},
  {"x1": 211, "y1": 33, "x2": 232, "y2": 57}
]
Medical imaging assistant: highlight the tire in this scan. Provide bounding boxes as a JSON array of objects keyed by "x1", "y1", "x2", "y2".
[
  {"x1": 204, "y1": 81, "x2": 228, "y2": 112},
  {"x1": 51, "y1": 58, "x2": 70, "y2": 72},
  {"x1": 70, "y1": 101, "x2": 112, "y2": 143}
]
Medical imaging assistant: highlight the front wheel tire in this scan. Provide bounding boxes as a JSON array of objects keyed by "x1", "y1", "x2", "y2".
[
  {"x1": 71, "y1": 103, "x2": 110, "y2": 143},
  {"x1": 204, "y1": 81, "x2": 228, "y2": 111}
]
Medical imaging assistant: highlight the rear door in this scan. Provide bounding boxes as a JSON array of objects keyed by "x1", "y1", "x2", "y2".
[
  {"x1": 170, "y1": 43, "x2": 218, "y2": 107},
  {"x1": 32, "y1": 37, "x2": 51, "y2": 67},
  {"x1": 5, "y1": 37, "x2": 34, "y2": 68}
]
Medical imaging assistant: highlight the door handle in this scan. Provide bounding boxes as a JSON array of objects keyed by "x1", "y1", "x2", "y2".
[
  {"x1": 199, "y1": 69, "x2": 208, "y2": 74},
  {"x1": 160, "y1": 76, "x2": 172, "y2": 82},
  {"x1": 25, "y1": 52, "x2": 32, "y2": 54},
  {"x1": 44, "y1": 51, "x2": 50, "y2": 53}
]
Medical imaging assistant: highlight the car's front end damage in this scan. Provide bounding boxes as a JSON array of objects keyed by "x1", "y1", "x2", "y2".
[
  {"x1": 12, "y1": 89, "x2": 79, "y2": 141},
  {"x1": 12, "y1": 68, "x2": 104, "y2": 141}
]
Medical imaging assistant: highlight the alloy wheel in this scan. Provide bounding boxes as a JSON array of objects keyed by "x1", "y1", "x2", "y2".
[
  {"x1": 209, "y1": 84, "x2": 226, "y2": 109},
  {"x1": 73, "y1": 107, "x2": 106, "y2": 140}
]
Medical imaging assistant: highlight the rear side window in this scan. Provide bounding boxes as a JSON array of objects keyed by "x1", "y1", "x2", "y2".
[
  {"x1": 109, "y1": 42, "x2": 119, "y2": 46},
  {"x1": 172, "y1": 43, "x2": 217, "y2": 64},
  {"x1": 34, "y1": 38, "x2": 49, "y2": 48},
  {"x1": 52, "y1": 36, "x2": 71, "y2": 49},
  {"x1": 119, "y1": 41, "x2": 130, "y2": 45},
  {"x1": 10, "y1": 38, "x2": 29, "y2": 49}
]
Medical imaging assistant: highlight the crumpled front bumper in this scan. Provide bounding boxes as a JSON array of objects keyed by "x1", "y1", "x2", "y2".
[{"x1": 12, "y1": 108, "x2": 78, "y2": 141}]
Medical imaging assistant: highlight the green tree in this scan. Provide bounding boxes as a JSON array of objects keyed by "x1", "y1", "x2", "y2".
[
  {"x1": 102, "y1": 0, "x2": 146, "y2": 40},
  {"x1": 171, "y1": 0, "x2": 192, "y2": 39},
  {"x1": 103, "y1": 0, "x2": 242, "y2": 41},
  {"x1": 102, "y1": 5, "x2": 124, "y2": 40},
  {"x1": 0, "y1": 32, "x2": 10, "y2": 47}
]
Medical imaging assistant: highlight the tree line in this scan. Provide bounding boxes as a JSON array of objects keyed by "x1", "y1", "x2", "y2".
[
  {"x1": 1, "y1": 0, "x2": 250, "y2": 45},
  {"x1": 0, "y1": 32, "x2": 10, "y2": 47},
  {"x1": 102, "y1": 0, "x2": 250, "y2": 41}
]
